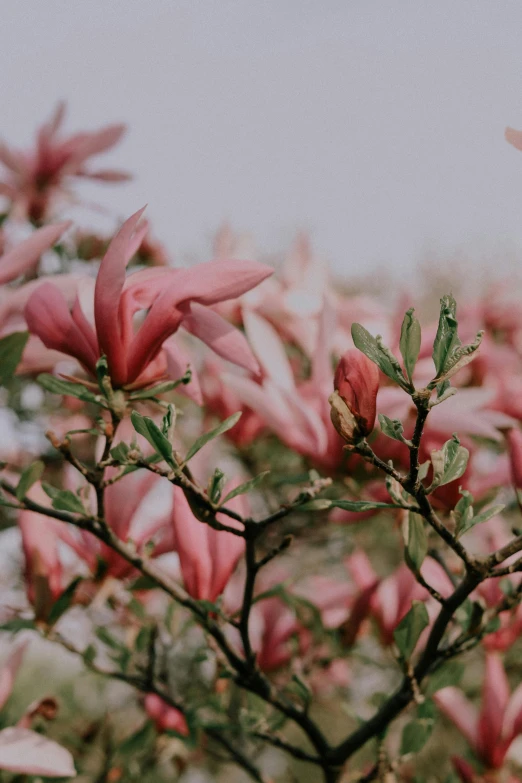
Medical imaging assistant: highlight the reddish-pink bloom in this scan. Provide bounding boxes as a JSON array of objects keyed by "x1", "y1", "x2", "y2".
[
  {"x1": 0, "y1": 102, "x2": 129, "y2": 222},
  {"x1": 330, "y1": 350, "x2": 380, "y2": 442},
  {"x1": 25, "y1": 208, "x2": 273, "y2": 389},
  {"x1": 58, "y1": 469, "x2": 164, "y2": 581},
  {"x1": 436, "y1": 652, "x2": 522, "y2": 770},
  {"x1": 0, "y1": 222, "x2": 70, "y2": 285},
  {"x1": 168, "y1": 486, "x2": 245, "y2": 602},
  {"x1": 18, "y1": 483, "x2": 66, "y2": 618},
  {"x1": 144, "y1": 694, "x2": 189, "y2": 735}
]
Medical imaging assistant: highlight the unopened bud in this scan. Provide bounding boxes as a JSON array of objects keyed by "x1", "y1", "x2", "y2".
[{"x1": 329, "y1": 350, "x2": 380, "y2": 442}]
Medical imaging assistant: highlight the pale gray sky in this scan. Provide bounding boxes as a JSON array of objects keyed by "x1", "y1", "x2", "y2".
[{"x1": 2, "y1": 1, "x2": 522, "y2": 279}]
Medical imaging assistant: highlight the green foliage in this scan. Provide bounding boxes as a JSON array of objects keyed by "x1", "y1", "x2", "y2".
[
  {"x1": 351, "y1": 323, "x2": 410, "y2": 390},
  {"x1": 221, "y1": 471, "x2": 270, "y2": 503},
  {"x1": 430, "y1": 294, "x2": 483, "y2": 384},
  {"x1": 37, "y1": 373, "x2": 104, "y2": 405},
  {"x1": 15, "y1": 460, "x2": 45, "y2": 500},
  {"x1": 400, "y1": 700, "x2": 436, "y2": 755},
  {"x1": 379, "y1": 413, "x2": 409, "y2": 443},
  {"x1": 428, "y1": 435, "x2": 469, "y2": 491},
  {"x1": 405, "y1": 512, "x2": 428, "y2": 572},
  {"x1": 184, "y1": 411, "x2": 242, "y2": 463},
  {"x1": 0, "y1": 331, "x2": 29, "y2": 387},
  {"x1": 130, "y1": 410, "x2": 176, "y2": 467},
  {"x1": 425, "y1": 661, "x2": 464, "y2": 696},
  {"x1": 399, "y1": 307, "x2": 421, "y2": 383},
  {"x1": 47, "y1": 576, "x2": 83, "y2": 625},
  {"x1": 42, "y1": 483, "x2": 87, "y2": 515},
  {"x1": 394, "y1": 601, "x2": 429, "y2": 660}
]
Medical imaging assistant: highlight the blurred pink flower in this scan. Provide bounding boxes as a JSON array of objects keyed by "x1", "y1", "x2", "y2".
[
  {"x1": 436, "y1": 652, "x2": 522, "y2": 770},
  {"x1": 0, "y1": 102, "x2": 129, "y2": 222},
  {"x1": 25, "y1": 209, "x2": 273, "y2": 389},
  {"x1": 346, "y1": 551, "x2": 453, "y2": 645},
  {"x1": 18, "y1": 483, "x2": 66, "y2": 620},
  {"x1": 167, "y1": 485, "x2": 245, "y2": 602},
  {"x1": 144, "y1": 694, "x2": 189, "y2": 735}
]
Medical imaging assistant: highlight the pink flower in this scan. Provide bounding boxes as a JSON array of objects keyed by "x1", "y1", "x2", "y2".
[
  {"x1": 329, "y1": 350, "x2": 380, "y2": 443},
  {"x1": 25, "y1": 208, "x2": 273, "y2": 389},
  {"x1": 435, "y1": 652, "x2": 522, "y2": 770},
  {"x1": 144, "y1": 694, "x2": 189, "y2": 735},
  {"x1": 0, "y1": 222, "x2": 70, "y2": 285},
  {"x1": 346, "y1": 551, "x2": 453, "y2": 645},
  {"x1": 168, "y1": 485, "x2": 245, "y2": 602},
  {"x1": 18, "y1": 483, "x2": 66, "y2": 620},
  {"x1": 0, "y1": 102, "x2": 129, "y2": 222},
  {"x1": 0, "y1": 728, "x2": 76, "y2": 778},
  {"x1": 224, "y1": 304, "x2": 343, "y2": 468},
  {"x1": 58, "y1": 468, "x2": 164, "y2": 581},
  {"x1": 0, "y1": 642, "x2": 76, "y2": 777}
]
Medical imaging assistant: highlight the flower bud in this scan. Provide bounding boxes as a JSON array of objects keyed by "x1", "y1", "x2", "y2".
[{"x1": 329, "y1": 350, "x2": 379, "y2": 443}]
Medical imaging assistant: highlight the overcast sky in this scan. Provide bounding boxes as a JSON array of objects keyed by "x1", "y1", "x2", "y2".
[{"x1": 2, "y1": 1, "x2": 522, "y2": 280}]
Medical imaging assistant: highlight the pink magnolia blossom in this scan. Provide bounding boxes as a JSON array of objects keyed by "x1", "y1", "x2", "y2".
[
  {"x1": 58, "y1": 468, "x2": 164, "y2": 582},
  {"x1": 435, "y1": 652, "x2": 522, "y2": 770},
  {"x1": 346, "y1": 551, "x2": 453, "y2": 646},
  {"x1": 0, "y1": 642, "x2": 76, "y2": 777},
  {"x1": 330, "y1": 349, "x2": 380, "y2": 442},
  {"x1": 0, "y1": 728, "x2": 76, "y2": 777},
  {"x1": 168, "y1": 485, "x2": 245, "y2": 602},
  {"x1": 18, "y1": 483, "x2": 66, "y2": 619},
  {"x1": 225, "y1": 304, "x2": 343, "y2": 469},
  {"x1": 25, "y1": 208, "x2": 273, "y2": 390},
  {"x1": 0, "y1": 221, "x2": 71, "y2": 285},
  {"x1": 0, "y1": 102, "x2": 129, "y2": 223},
  {"x1": 144, "y1": 694, "x2": 189, "y2": 735}
]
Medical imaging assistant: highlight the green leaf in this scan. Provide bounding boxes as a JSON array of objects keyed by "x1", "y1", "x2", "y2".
[
  {"x1": 82, "y1": 644, "x2": 96, "y2": 665},
  {"x1": 208, "y1": 468, "x2": 226, "y2": 504},
  {"x1": 453, "y1": 489, "x2": 474, "y2": 538},
  {"x1": 425, "y1": 661, "x2": 464, "y2": 696},
  {"x1": 184, "y1": 412, "x2": 242, "y2": 463},
  {"x1": 110, "y1": 442, "x2": 130, "y2": 462},
  {"x1": 0, "y1": 618, "x2": 35, "y2": 632},
  {"x1": 95, "y1": 627, "x2": 125, "y2": 650},
  {"x1": 118, "y1": 721, "x2": 156, "y2": 756},
  {"x1": 37, "y1": 373, "x2": 103, "y2": 405},
  {"x1": 351, "y1": 323, "x2": 410, "y2": 389},
  {"x1": 221, "y1": 471, "x2": 270, "y2": 503},
  {"x1": 400, "y1": 308, "x2": 421, "y2": 383},
  {"x1": 299, "y1": 499, "x2": 333, "y2": 511},
  {"x1": 400, "y1": 700, "x2": 435, "y2": 755},
  {"x1": 42, "y1": 484, "x2": 87, "y2": 515},
  {"x1": 428, "y1": 435, "x2": 469, "y2": 490},
  {"x1": 379, "y1": 413, "x2": 407, "y2": 443},
  {"x1": 432, "y1": 295, "x2": 460, "y2": 376},
  {"x1": 47, "y1": 576, "x2": 83, "y2": 625},
  {"x1": 431, "y1": 294, "x2": 483, "y2": 383},
  {"x1": 95, "y1": 355, "x2": 110, "y2": 394},
  {"x1": 452, "y1": 487, "x2": 504, "y2": 539},
  {"x1": 16, "y1": 460, "x2": 45, "y2": 501},
  {"x1": 394, "y1": 601, "x2": 429, "y2": 660},
  {"x1": 128, "y1": 369, "x2": 191, "y2": 400},
  {"x1": 331, "y1": 499, "x2": 402, "y2": 512},
  {"x1": 0, "y1": 331, "x2": 29, "y2": 386},
  {"x1": 130, "y1": 410, "x2": 175, "y2": 466},
  {"x1": 406, "y1": 512, "x2": 428, "y2": 572},
  {"x1": 467, "y1": 504, "x2": 505, "y2": 530}
]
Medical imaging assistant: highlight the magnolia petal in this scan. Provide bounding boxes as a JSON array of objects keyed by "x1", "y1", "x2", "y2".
[
  {"x1": 184, "y1": 303, "x2": 260, "y2": 375},
  {"x1": 0, "y1": 222, "x2": 71, "y2": 285},
  {"x1": 25, "y1": 282, "x2": 98, "y2": 374},
  {"x1": 94, "y1": 207, "x2": 147, "y2": 385},
  {"x1": 243, "y1": 310, "x2": 294, "y2": 389},
  {"x1": 0, "y1": 642, "x2": 29, "y2": 711},
  {"x1": 0, "y1": 727, "x2": 76, "y2": 777}
]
